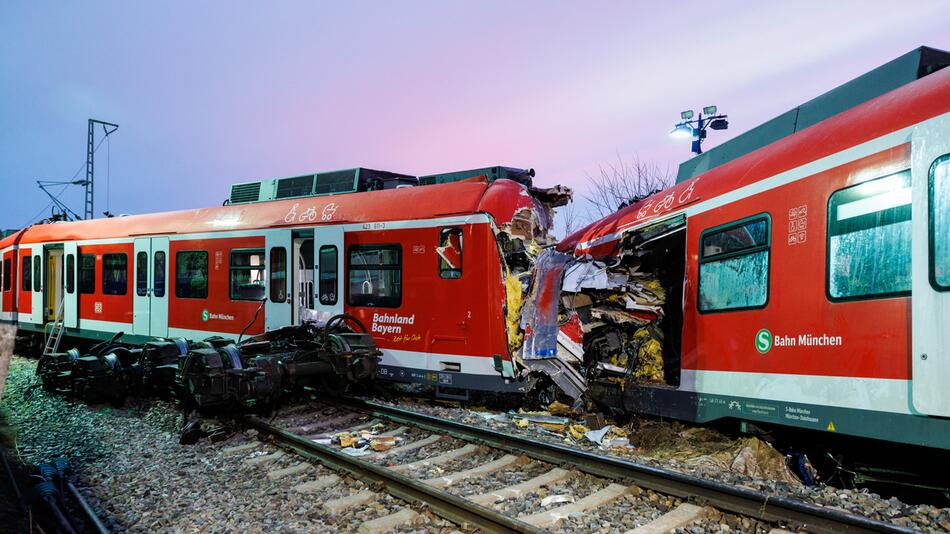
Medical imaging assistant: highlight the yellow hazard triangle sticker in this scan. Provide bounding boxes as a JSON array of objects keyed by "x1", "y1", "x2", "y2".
[{"x1": 826, "y1": 421, "x2": 836, "y2": 432}]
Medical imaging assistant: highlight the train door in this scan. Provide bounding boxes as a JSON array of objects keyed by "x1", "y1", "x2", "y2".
[
  {"x1": 27, "y1": 245, "x2": 43, "y2": 326},
  {"x1": 292, "y1": 232, "x2": 315, "y2": 325},
  {"x1": 911, "y1": 114, "x2": 950, "y2": 416},
  {"x1": 64, "y1": 243, "x2": 78, "y2": 329},
  {"x1": 265, "y1": 230, "x2": 292, "y2": 331},
  {"x1": 132, "y1": 237, "x2": 170, "y2": 337},
  {"x1": 313, "y1": 226, "x2": 344, "y2": 319},
  {"x1": 43, "y1": 247, "x2": 64, "y2": 322}
]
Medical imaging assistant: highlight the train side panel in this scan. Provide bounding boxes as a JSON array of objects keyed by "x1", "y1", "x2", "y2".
[{"x1": 346, "y1": 220, "x2": 517, "y2": 391}]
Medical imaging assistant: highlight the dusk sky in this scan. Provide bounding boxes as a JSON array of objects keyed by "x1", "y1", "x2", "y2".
[{"x1": 2, "y1": 2, "x2": 949, "y2": 233}]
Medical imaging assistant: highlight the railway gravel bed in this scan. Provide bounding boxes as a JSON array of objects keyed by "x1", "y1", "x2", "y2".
[
  {"x1": 366, "y1": 397, "x2": 950, "y2": 533},
  {"x1": 261, "y1": 400, "x2": 850, "y2": 534},
  {"x1": 5, "y1": 351, "x2": 949, "y2": 533},
  {"x1": 0, "y1": 356, "x2": 458, "y2": 533}
]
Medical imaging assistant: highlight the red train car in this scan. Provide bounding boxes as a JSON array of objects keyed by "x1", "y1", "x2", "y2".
[
  {"x1": 556, "y1": 52, "x2": 950, "y2": 449},
  {"x1": 1, "y1": 168, "x2": 568, "y2": 396}
]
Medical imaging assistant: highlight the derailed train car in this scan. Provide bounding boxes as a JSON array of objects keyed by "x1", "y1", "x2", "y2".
[
  {"x1": 1, "y1": 166, "x2": 570, "y2": 402},
  {"x1": 531, "y1": 48, "x2": 950, "y2": 451}
]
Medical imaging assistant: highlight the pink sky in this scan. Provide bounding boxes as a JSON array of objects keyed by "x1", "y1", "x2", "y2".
[{"x1": 2, "y1": 2, "x2": 949, "y2": 232}]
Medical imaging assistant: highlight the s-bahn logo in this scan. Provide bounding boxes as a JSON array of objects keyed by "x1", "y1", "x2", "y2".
[
  {"x1": 755, "y1": 328, "x2": 773, "y2": 354},
  {"x1": 202, "y1": 309, "x2": 235, "y2": 322}
]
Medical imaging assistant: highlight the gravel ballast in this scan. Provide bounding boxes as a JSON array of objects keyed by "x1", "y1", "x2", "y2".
[
  {"x1": 0, "y1": 356, "x2": 461, "y2": 533},
  {"x1": 372, "y1": 396, "x2": 950, "y2": 533}
]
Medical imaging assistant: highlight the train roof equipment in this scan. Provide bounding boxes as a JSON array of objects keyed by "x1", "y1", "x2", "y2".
[
  {"x1": 676, "y1": 45, "x2": 950, "y2": 183},
  {"x1": 561, "y1": 47, "x2": 950, "y2": 258}
]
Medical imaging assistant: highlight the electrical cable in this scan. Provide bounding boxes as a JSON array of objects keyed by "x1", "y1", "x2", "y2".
[{"x1": 25, "y1": 135, "x2": 110, "y2": 226}]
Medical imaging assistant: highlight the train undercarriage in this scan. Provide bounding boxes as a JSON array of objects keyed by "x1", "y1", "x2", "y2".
[{"x1": 32, "y1": 314, "x2": 380, "y2": 411}]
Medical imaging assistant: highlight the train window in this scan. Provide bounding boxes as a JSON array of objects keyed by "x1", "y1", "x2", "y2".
[
  {"x1": 175, "y1": 251, "x2": 208, "y2": 299},
  {"x1": 154, "y1": 251, "x2": 166, "y2": 298},
  {"x1": 136, "y1": 252, "x2": 148, "y2": 297},
  {"x1": 930, "y1": 155, "x2": 950, "y2": 290},
  {"x1": 78, "y1": 254, "x2": 95, "y2": 294},
  {"x1": 827, "y1": 170, "x2": 911, "y2": 301},
  {"x1": 229, "y1": 249, "x2": 265, "y2": 301},
  {"x1": 347, "y1": 245, "x2": 401, "y2": 308},
  {"x1": 319, "y1": 246, "x2": 338, "y2": 305},
  {"x1": 33, "y1": 255, "x2": 41, "y2": 292},
  {"x1": 698, "y1": 215, "x2": 770, "y2": 312},
  {"x1": 66, "y1": 255, "x2": 75, "y2": 294},
  {"x1": 21, "y1": 256, "x2": 31, "y2": 292},
  {"x1": 438, "y1": 227, "x2": 463, "y2": 279},
  {"x1": 269, "y1": 247, "x2": 288, "y2": 303},
  {"x1": 102, "y1": 253, "x2": 128, "y2": 295},
  {"x1": 2, "y1": 258, "x2": 9, "y2": 291}
]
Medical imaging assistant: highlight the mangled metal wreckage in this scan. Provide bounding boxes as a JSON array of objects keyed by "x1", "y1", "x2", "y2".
[{"x1": 518, "y1": 214, "x2": 686, "y2": 405}]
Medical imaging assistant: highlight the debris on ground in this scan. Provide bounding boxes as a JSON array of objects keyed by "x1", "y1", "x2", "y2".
[
  {"x1": 689, "y1": 437, "x2": 802, "y2": 485},
  {"x1": 508, "y1": 411, "x2": 570, "y2": 432},
  {"x1": 540, "y1": 494, "x2": 574, "y2": 507}
]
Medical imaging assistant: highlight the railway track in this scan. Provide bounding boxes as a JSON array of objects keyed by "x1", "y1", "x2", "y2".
[
  {"x1": 1, "y1": 445, "x2": 109, "y2": 534},
  {"x1": 228, "y1": 398, "x2": 920, "y2": 534}
]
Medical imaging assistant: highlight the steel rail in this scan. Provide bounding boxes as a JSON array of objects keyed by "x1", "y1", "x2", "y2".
[
  {"x1": 341, "y1": 398, "x2": 917, "y2": 534},
  {"x1": 242, "y1": 415, "x2": 543, "y2": 534},
  {"x1": 67, "y1": 481, "x2": 110, "y2": 534}
]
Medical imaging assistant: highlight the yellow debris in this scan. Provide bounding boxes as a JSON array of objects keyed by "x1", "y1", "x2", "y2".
[
  {"x1": 632, "y1": 328, "x2": 664, "y2": 382},
  {"x1": 642, "y1": 279, "x2": 666, "y2": 301},
  {"x1": 547, "y1": 401, "x2": 572, "y2": 416},
  {"x1": 505, "y1": 273, "x2": 525, "y2": 351},
  {"x1": 513, "y1": 417, "x2": 529, "y2": 428},
  {"x1": 338, "y1": 433, "x2": 357, "y2": 448},
  {"x1": 370, "y1": 436, "x2": 396, "y2": 451},
  {"x1": 568, "y1": 424, "x2": 589, "y2": 440},
  {"x1": 609, "y1": 352, "x2": 629, "y2": 369}
]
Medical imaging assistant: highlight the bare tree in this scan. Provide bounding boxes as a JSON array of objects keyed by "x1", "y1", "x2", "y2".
[
  {"x1": 583, "y1": 154, "x2": 674, "y2": 220},
  {"x1": 556, "y1": 201, "x2": 579, "y2": 239}
]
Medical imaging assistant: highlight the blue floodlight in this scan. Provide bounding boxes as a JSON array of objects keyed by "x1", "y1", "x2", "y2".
[{"x1": 669, "y1": 124, "x2": 694, "y2": 139}]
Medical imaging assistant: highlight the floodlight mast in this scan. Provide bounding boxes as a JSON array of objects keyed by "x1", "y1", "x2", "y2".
[{"x1": 669, "y1": 107, "x2": 728, "y2": 155}]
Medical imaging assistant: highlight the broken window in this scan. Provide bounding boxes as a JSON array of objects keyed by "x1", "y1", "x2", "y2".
[
  {"x1": 319, "y1": 245, "x2": 338, "y2": 305},
  {"x1": 102, "y1": 253, "x2": 128, "y2": 295},
  {"x1": 438, "y1": 227, "x2": 463, "y2": 279},
  {"x1": 699, "y1": 215, "x2": 770, "y2": 312},
  {"x1": 828, "y1": 171, "x2": 911, "y2": 300},
  {"x1": 348, "y1": 245, "x2": 401, "y2": 308},
  {"x1": 229, "y1": 249, "x2": 265, "y2": 301},
  {"x1": 931, "y1": 155, "x2": 950, "y2": 290},
  {"x1": 136, "y1": 252, "x2": 148, "y2": 297},
  {"x1": 269, "y1": 247, "x2": 288, "y2": 303},
  {"x1": 21, "y1": 256, "x2": 31, "y2": 292},
  {"x1": 176, "y1": 251, "x2": 208, "y2": 299},
  {"x1": 78, "y1": 254, "x2": 95, "y2": 294}
]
